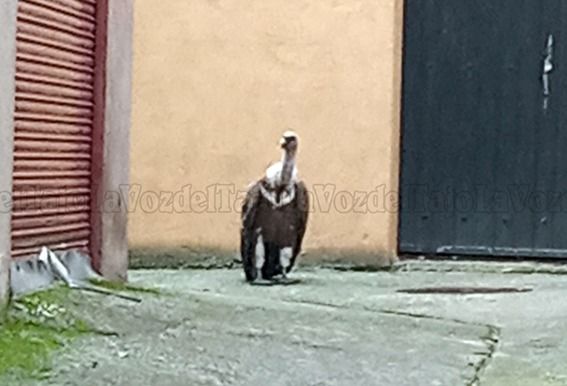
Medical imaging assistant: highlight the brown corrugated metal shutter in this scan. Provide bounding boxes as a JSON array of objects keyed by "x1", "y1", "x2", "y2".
[{"x1": 12, "y1": 0, "x2": 98, "y2": 259}]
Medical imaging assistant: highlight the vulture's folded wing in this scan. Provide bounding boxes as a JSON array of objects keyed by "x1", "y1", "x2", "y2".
[
  {"x1": 241, "y1": 181, "x2": 261, "y2": 227},
  {"x1": 240, "y1": 181, "x2": 262, "y2": 264},
  {"x1": 293, "y1": 181, "x2": 309, "y2": 260}
]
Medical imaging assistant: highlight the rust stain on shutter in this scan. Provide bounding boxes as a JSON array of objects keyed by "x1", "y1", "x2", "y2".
[{"x1": 12, "y1": 0, "x2": 97, "y2": 259}]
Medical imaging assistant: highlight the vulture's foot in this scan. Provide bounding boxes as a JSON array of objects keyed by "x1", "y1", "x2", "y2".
[
  {"x1": 273, "y1": 276, "x2": 301, "y2": 285},
  {"x1": 244, "y1": 266, "x2": 258, "y2": 282},
  {"x1": 250, "y1": 279, "x2": 274, "y2": 286}
]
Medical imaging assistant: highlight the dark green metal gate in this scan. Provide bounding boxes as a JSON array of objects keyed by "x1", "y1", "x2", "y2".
[{"x1": 399, "y1": 1, "x2": 567, "y2": 258}]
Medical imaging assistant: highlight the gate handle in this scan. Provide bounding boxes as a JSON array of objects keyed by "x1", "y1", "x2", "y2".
[{"x1": 543, "y1": 34, "x2": 554, "y2": 109}]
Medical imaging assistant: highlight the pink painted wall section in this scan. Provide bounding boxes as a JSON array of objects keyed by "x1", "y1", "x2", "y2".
[
  {"x1": 0, "y1": 0, "x2": 17, "y2": 306},
  {"x1": 130, "y1": 0, "x2": 404, "y2": 263},
  {"x1": 97, "y1": 0, "x2": 133, "y2": 281}
]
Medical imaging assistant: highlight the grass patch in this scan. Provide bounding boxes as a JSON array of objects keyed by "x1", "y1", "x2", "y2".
[
  {"x1": 0, "y1": 318, "x2": 86, "y2": 380},
  {"x1": 17, "y1": 286, "x2": 73, "y2": 309},
  {"x1": 0, "y1": 286, "x2": 95, "y2": 381},
  {"x1": 88, "y1": 278, "x2": 161, "y2": 295}
]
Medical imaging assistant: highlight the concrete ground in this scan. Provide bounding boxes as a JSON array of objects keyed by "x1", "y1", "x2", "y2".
[{"x1": 25, "y1": 262, "x2": 567, "y2": 385}]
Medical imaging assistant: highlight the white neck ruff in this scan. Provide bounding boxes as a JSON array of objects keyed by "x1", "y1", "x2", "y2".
[{"x1": 259, "y1": 183, "x2": 296, "y2": 208}]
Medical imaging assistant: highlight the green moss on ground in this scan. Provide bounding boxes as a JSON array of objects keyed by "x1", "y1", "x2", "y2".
[
  {"x1": 88, "y1": 278, "x2": 161, "y2": 295},
  {"x1": 0, "y1": 280, "x2": 159, "y2": 380},
  {"x1": 0, "y1": 319, "x2": 84, "y2": 380},
  {"x1": 0, "y1": 286, "x2": 95, "y2": 381}
]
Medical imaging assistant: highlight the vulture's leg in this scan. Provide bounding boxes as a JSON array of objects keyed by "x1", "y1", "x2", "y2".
[
  {"x1": 261, "y1": 242, "x2": 278, "y2": 280},
  {"x1": 279, "y1": 247, "x2": 293, "y2": 279},
  {"x1": 255, "y1": 232, "x2": 265, "y2": 275},
  {"x1": 242, "y1": 228, "x2": 257, "y2": 282}
]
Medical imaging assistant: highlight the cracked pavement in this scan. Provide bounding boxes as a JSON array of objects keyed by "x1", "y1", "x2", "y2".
[{"x1": 20, "y1": 264, "x2": 567, "y2": 385}]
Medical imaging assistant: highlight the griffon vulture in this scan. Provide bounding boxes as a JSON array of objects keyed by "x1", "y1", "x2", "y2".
[{"x1": 240, "y1": 131, "x2": 309, "y2": 282}]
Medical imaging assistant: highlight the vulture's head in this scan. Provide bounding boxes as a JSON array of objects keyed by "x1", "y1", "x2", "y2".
[{"x1": 279, "y1": 131, "x2": 299, "y2": 152}]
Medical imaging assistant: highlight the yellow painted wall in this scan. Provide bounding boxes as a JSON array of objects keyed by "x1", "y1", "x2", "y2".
[{"x1": 130, "y1": 0, "x2": 403, "y2": 264}]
